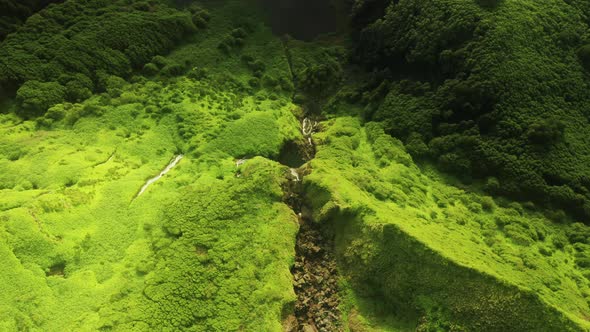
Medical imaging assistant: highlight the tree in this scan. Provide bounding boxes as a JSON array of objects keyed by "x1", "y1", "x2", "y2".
[
  {"x1": 16, "y1": 80, "x2": 66, "y2": 118},
  {"x1": 143, "y1": 63, "x2": 159, "y2": 76},
  {"x1": 526, "y1": 119, "x2": 565, "y2": 145},
  {"x1": 62, "y1": 74, "x2": 93, "y2": 102}
]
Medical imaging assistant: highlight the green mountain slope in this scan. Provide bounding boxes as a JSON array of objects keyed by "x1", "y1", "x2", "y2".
[
  {"x1": 307, "y1": 117, "x2": 590, "y2": 330},
  {"x1": 1, "y1": 0, "x2": 590, "y2": 331}
]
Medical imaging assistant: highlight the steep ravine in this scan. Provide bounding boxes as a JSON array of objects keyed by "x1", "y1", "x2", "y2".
[
  {"x1": 290, "y1": 217, "x2": 342, "y2": 332},
  {"x1": 282, "y1": 117, "x2": 342, "y2": 332}
]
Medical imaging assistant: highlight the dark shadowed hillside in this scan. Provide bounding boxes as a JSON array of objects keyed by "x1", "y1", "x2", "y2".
[
  {"x1": 351, "y1": 0, "x2": 590, "y2": 223},
  {"x1": 0, "y1": 0, "x2": 64, "y2": 40}
]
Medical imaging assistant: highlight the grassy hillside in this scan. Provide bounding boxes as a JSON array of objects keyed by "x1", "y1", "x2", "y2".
[
  {"x1": 0, "y1": 2, "x2": 304, "y2": 329},
  {"x1": 306, "y1": 116, "x2": 590, "y2": 330},
  {"x1": 0, "y1": 73, "x2": 302, "y2": 331}
]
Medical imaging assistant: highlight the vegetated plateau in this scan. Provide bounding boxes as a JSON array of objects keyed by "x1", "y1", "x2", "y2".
[{"x1": 2, "y1": 0, "x2": 590, "y2": 331}]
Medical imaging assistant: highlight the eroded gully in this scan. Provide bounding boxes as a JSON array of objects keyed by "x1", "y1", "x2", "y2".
[{"x1": 283, "y1": 117, "x2": 342, "y2": 332}]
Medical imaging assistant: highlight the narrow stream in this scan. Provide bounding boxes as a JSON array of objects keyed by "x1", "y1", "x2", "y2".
[
  {"x1": 284, "y1": 117, "x2": 342, "y2": 332},
  {"x1": 290, "y1": 168, "x2": 301, "y2": 182},
  {"x1": 135, "y1": 155, "x2": 184, "y2": 199}
]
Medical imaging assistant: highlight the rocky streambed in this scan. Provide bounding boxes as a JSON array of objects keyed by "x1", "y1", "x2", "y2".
[{"x1": 290, "y1": 220, "x2": 342, "y2": 332}]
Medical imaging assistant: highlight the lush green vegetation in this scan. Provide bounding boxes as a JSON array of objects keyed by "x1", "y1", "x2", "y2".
[
  {"x1": 0, "y1": 2, "x2": 303, "y2": 329},
  {"x1": 307, "y1": 117, "x2": 590, "y2": 330},
  {"x1": 0, "y1": 0, "x2": 200, "y2": 116},
  {"x1": 0, "y1": 0, "x2": 63, "y2": 40},
  {"x1": 352, "y1": 0, "x2": 590, "y2": 223},
  {"x1": 1, "y1": 0, "x2": 590, "y2": 330}
]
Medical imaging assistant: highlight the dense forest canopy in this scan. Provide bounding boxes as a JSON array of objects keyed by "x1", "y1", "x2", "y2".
[
  {"x1": 0, "y1": 0, "x2": 64, "y2": 40},
  {"x1": 352, "y1": 0, "x2": 590, "y2": 222}
]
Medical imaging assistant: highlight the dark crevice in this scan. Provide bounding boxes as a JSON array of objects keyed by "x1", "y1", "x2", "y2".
[
  {"x1": 46, "y1": 262, "x2": 65, "y2": 277},
  {"x1": 278, "y1": 140, "x2": 307, "y2": 168}
]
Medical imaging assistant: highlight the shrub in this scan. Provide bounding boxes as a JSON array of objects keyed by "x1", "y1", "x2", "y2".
[
  {"x1": 293, "y1": 93, "x2": 307, "y2": 104},
  {"x1": 231, "y1": 28, "x2": 247, "y2": 39},
  {"x1": 297, "y1": 62, "x2": 341, "y2": 96},
  {"x1": 101, "y1": 75, "x2": 127, "y2": 97},
  {"x1": 143, "y1": 63, "x2": 159, "y2": 76},
  {"x1": 248, "y1": 78, "x2": 260, "y2": 88},
  {"x1": 81, "y1": 103, "x2": 104, "y2": 117},
  {"x1": 484, "y1": 177, "x2": 500, "y2": 193},
  {"x1": 438, "y1": 153, "x2": 471, "y2": 174},
  {"x1": 504, "y1": 224, "x2": 535, "y2": 246},
  {"x1": 187, "y1": 67, "x2": 207, "y2": 80},
  {"x1": 567, "y1": 223, "x2": 590, "y2": 244},
  {"x1": 262, "y1": 75, "x2": 279, "y2": 89},
  {"x1": 575, "y1": 256, "x2": 590, "y2": 268},
  {"x1": 151, "y1": 55, "x2": 169, "y2": 69},
  {"x1": 538, "y1": 246, "x2": 553, "y2": 257},
  {"x1": 480, "y1": 196, "x2": 495, "y2": 212},
  {"x1": 375, "y1": 88, "x2": 435, "y2": 139},
  {"x1": 218, "y1": 41, "x2": 231, "y2": 53},
  {"x1": 64, "y1": 74, "x2": 93, "y2": 102},
  {"x1": 405, "y1": 132, "x2": 429, "y2": 158},
  {"x1": 552, "y1": 235, "x2": 568, "y2": 249},
  {"x1": 192, "y1": 14, "x2": 208, "y2": 29},
  {"x1": 45, "y1": 104, "x2": 66, "y2": 121},
  {"x1": 188, "y1": 4, "x2": 211, "y2": 24},
  {"x1": 546, "y1": 209, "x2": 568, "y2": 224},
  {"x1": 247, "y1": 59, "x2": 266, "y2": 73},
  {"x1": 160, "y1": 63, "x2": 185, "y2": 77},
  {"x1": 278, "y1": 77, "x2": 294, "y2": 92},
  {"x1": 241, "y1": 54, "x2": 254, "y2": 63}
]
